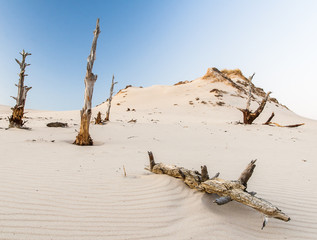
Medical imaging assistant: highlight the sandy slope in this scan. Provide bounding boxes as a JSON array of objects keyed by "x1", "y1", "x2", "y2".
[{"x1": 0, "y1": 71, "x2": 316, "y2": 240}]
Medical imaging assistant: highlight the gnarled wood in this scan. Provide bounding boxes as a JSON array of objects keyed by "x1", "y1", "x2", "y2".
[
  {"x1": 9, "y1": 50, "x2": 32, "y2": 128},
  {"x1": 75, "y1": 19, "x2": 100, "y2": 146},
  {"x1": 146, "y1": 152, "x2": 290, "y2": 226},
  {"x1": 105, "y1": 75, "x2": 117, "y2": 122},
  {"x1": 239, "y1": 91, "x2": 272, "y2": 124},
  {"x1": 238, "y1": 73, "x2": 272, "y2": 124}
]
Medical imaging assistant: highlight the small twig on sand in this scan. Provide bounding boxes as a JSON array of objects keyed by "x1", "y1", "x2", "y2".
[{"x1": 123, "y1": 165, "x2": 127, "y2": 177}]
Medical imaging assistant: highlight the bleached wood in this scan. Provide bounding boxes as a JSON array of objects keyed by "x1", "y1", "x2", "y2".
[
  {"x1": 146, "y1": 152, "x2": 290, "y2": 225},
  {"x1": 105, "y1": 75, "x2": 117, "y2": 122},
  {"x1": 75, "y1": 18, "x2": 100, "y2": 145}
]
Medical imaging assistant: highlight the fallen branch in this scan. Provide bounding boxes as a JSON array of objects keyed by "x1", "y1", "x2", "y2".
[
  {"x1": 264, "y1": 112, "x2": 304, "y2": 128},
  {"x1": 267, "y1": 122, "x2": 305, "y2": 128},
  {"x1": 146, "y1": 151, "x2": 290, "y2": 228}
]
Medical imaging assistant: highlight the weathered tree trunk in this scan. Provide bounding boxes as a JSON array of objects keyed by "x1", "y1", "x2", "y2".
[
  {"x1": 74, "y1": 18, "x2": 100, "y2": 146},
  {"x1": 9, "y1": 50, "x2": 32, "y2": 128},
  {"x1": 146, "y1": 152, "x2": 290, "y2": 227},
  {"x1": 94, "y1": 111, "x2": 102, "y2": 124},
  {"x1": 238, "y1": 74, "x2": 272, "y2": 124},
  {"x1": 104, "y1": 75, "x2": 117, "y2": 122}
]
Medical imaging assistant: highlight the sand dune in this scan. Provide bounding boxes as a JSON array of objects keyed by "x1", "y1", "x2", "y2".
[{"x1": 0, "y1": 69, "x2": 316, "y2": 239}]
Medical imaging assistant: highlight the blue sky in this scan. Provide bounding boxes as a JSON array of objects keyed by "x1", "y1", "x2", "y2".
[{"x1": 0, "y1": 0, "x2": 317, "y2": 119}]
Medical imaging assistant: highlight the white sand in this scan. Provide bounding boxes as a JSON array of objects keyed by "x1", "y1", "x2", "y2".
[{"x1": 0, "y1": 73, "x2": 316, "y2": 239}]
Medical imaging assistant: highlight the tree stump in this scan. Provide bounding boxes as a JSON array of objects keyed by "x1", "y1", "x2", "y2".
[{"x1": 94, "y1": 111, "x2": 102, "y2": 124}]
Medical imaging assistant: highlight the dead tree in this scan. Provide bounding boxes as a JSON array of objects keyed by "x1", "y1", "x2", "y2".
[
  {"x1": 9, "y1": 50, "x2": 32, "y2": 128},
  {"x1": 146, "y1": 152, "x2": 290, "y2": 228},
  {"x1": 104, "y1": 75, "x2": 117, "y2": 122},
  {"x1": 238, "y1": 73, "x2": 271, "y2": 124},
  {"x1": 74, "y1": 19, "x2": 100, "y2": 146}
]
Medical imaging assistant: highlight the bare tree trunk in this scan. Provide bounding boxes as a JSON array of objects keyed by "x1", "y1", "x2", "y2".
[
  {"x1": 104, "y1": 75, "x2": 117, "y2": 122},
  {"x1": 9, "y1": 50, "x2": 32, "y2": 128},
  {"x1": 146, "y1": 152, "x2": 290, "y2": 227},
  {"x1": 238, "y1": 73, "x2": 271, "y2": 124},
  {"x1": 74, "y1": 19, "x2": 100, "y2": 146}
]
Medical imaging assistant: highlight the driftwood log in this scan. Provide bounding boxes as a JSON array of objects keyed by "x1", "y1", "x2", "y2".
[
  {"x1": 74, "y1": 19, "x2": 100, "y2": 146},
  {"x1": 9, "y1": 50, "x2": 32, "y2": 128},
  {"x1": 104, "y1": 75, "x2": 117, "y2": 122},
  {"x1": 264, "y1": 112, "x2": 304, "y2": 128},
  {"x1": 238, "y1": 74, "x2": 271, "y2": 124},
  {"x1": 146, "y1": 151, "x2": 290, "y2": 228}
]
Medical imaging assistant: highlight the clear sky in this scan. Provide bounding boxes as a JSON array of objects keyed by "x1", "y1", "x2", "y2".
[{"x1": 0, "y1": 0, "x2": 317, "y2": 119}]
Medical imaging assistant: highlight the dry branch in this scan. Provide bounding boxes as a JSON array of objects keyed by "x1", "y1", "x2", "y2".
[
  {"x1": 263, "y1": 112, "x2": 304, "y2": 128},
  {"x1": 9, "y1": 50, "x2": 32, "y2": 128},
  {"x1": 105, "y1": 75, "x2": 117, "y2": 122},
  {"x1": 74, "y1": 18, "x2": 100, "y2": 145},
  {"x1": 267, "y1": 122, "x2": 305, "y2": 128},
  {"x1": 146, "y1": 152, "x2": 290, "y2": 227},
  {"x1": 210, "y1": 68, "x2": 247, "y2": 94},
  {"x1": 264, "y1": 112, "x2": 275, "y2": 125}
]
